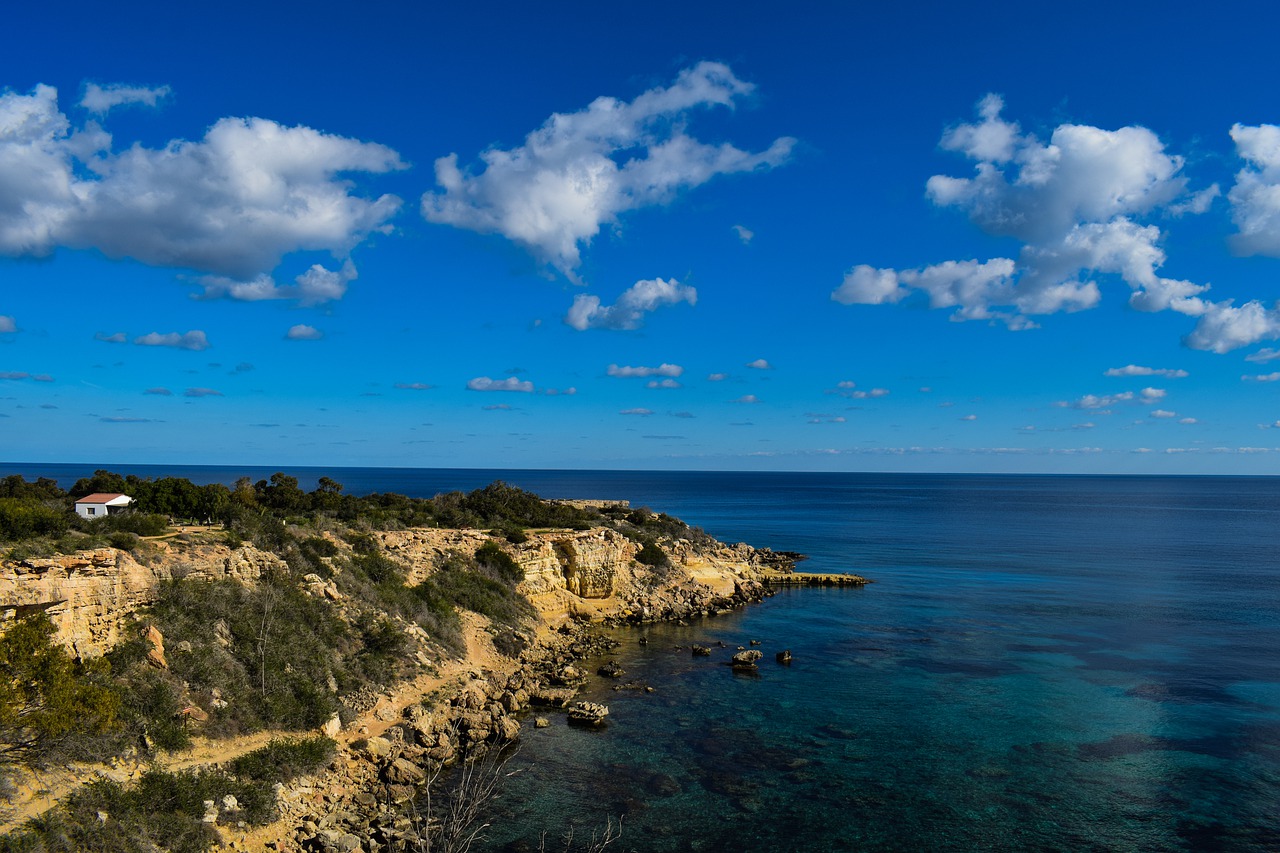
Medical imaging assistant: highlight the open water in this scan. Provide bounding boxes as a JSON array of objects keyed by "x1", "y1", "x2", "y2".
[{"x1": 6, "y1": 465, "x2": 1280, "y2": 850}]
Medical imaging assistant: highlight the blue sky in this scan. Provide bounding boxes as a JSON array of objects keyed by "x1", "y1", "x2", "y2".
[{"x1": 4, "y1": 0, "x2": 1280, "y2": 473}]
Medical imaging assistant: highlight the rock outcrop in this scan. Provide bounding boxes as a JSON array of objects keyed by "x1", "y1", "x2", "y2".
[{"x1": 0, "y1": 543, "x2": 285, "y2": 658}]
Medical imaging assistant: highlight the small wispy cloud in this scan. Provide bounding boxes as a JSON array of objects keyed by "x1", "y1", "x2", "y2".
[
  {"x1": 0, "y1": 316, "x2": 15, "y2": 334},
  {"x1": 94, "y1": 332, "x2": 127, "y2": 344},
  {"x1": 395, "y1": 382, "x2": 434, "y2": 391},
  {"x1": 1245, "y1": 348, "x2": 1280, "y2": 363},
  {"x1": 286, "y1": 324, "x2": 324, "y2": 341},
  {"x1": 100, "y1": 416, "x2": 157, "y2": 423},
  {"x1": 647, "y1": 379, "x2": 681, "y2": 389},
  {"x1": 607, "y1": 363, "x2": 683, "y2": 378},
  {"x1": 733, "y1": 394, "x2": 759, "y2": 404},
  {"x1": 1104, "y1": 365, "x2": 1188, "y2": 378},
  {"x1": 80, "y1": 82, "x2": 171, "y2": 115},
  {"x1": 467, "y1": 376, "x2": 534, "y2": 392},
  {"x1": 746, "y1": 358, "x2": 772, "y2": 370},
  {"x1": 620, "y1": 408, "x2": 653, "y2": 416},
  {"x1": 707, "y1": 372, "x2": 728, "y2": 382},
  {"x1": 732, "y1": 224, "x2": 754, "y2": 244},
  {"x1": 1242, "y1": 372, "x2": 1280, "y2": 382},
  {"x1": 184, "y1": 387, "x2": 223, "y2": 397},
  {"x1": 135, "y1": 330, "x2": 210, "y2": 351},
  {"x1": 144, "y1": 387, "x2": 172, "y2": 396}
]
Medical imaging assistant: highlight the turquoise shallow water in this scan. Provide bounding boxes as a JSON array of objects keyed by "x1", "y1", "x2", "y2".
[{"x1": 8, "y1": 465, "x2": 1280, "y2": 850}]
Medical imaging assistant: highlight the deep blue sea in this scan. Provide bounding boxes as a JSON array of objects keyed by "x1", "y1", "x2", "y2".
[{"x1": 6, "y1": 464, "x2": 1280, "y2": 850}]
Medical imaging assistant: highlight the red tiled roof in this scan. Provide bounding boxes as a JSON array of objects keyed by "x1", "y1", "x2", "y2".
[{"x1": 76, "y1": 493, "x2": 130, "y2": 504}]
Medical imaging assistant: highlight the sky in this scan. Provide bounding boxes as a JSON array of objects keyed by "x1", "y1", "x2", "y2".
[{"x1": 4, "y1": 0, "x2": 1280, "y2": 474}]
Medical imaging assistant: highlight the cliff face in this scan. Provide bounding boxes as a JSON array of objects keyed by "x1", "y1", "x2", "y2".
[
  {"x1": 0, "y1": 543, "x2": 285, "y2": 659},
  {"x1": 0, "y1": 524, "x2": 781, "y2": 657}
]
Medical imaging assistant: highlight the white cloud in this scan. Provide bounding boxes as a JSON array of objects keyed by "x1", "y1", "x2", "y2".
[
  {"x1": 1179, "y1": 417, "x2": 1198, "y2": 424},
  {"x1": 647, "y1": 379, "x2": 681, "y2": 389},
  {"x1": 746, "y1": 358, "x2": 772, "y2": 369},
  {"x1": 828, "y1": 381, "x2": 889, "y2": 399},
  {"x1": 0, "y1": 85, "x2": 404, "y2": 284},
  {"x1": 960, "y1": 414, "x2": 978, "y2": 421},
  {"x1": 1228, "y1": 123, "x2": 1280, "y2": 256},
  {"x1": 734, "y1": 394, "x2": 759, "y2": 403},
  {"x1": 1104, "y1": 364, "x2": 1188, "y2": 378},
  {"x1": 565, "y1": 277, "x2": 696, "y2": 330},
  {"x1": 467, "y1": 376, "x2": 534, "y2": 392},
  {"x1": 79, "y1": 83, "x2": 171, "y2": 115},
  {"x1": 1245, "y1": 348, "x2": 1280, "y2": 363},
  {"x1": 0, "y1": 315, "x2": 14, "y2": 333},
  {"x1": 1151, "y1": 409, "x2": 1177, "y2": 418},
  {"x1": 1243, "y1": 371, "x2": 1280, "y2": 382},
  {"x1": 707, "y1": 372, "x2": 728, "y2": 381},
  {"x1": 395, "y1": 382, "x2": 434, "y2": 390},
  {"x1": 834, "y1": 95, "x2": 1280, "y2": 350},
  {"x1": 286, "y1": 324, "x2": 323, "y2": 341},
  {"x1": 607, "y1": 363, "x2": 683, "y2": 378},
  {"x1": 134, "y1": 330, "x2": 209, "y2": 351},
  {"x1": 732, "y1": 224, "x2": 754, "y2": 244},
  {"x1": 543, "y1": 386, "x2": 577, "y2": 396},
  {"x1": 198, "y1": 261, "x2": 357, "y2": 306},
  {"x1": 422, "y1": 62, "x2": 794, "y2": 278},
  {"x1": 1062, "y1": 387, "x2": 1165, "y2": 409}
]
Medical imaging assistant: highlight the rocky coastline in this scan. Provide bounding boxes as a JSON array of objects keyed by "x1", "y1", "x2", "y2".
[{"x1": 0, "y1": 505, "x2": 852, "y2": 850}]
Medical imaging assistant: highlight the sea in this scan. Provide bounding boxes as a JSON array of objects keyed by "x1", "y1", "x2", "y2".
[{"x1": 6, "y1": 464, "x2": 1280, "y2": 851}]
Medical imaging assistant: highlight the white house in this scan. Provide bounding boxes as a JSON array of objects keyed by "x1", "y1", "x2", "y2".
[{"x1": 74, "y1": 493, "x2": 134, "y2": 519}]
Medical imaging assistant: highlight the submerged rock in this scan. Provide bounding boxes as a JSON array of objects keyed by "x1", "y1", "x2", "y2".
[{"x1": 776, "y1": 649, "x2": 792, "y2": 664}]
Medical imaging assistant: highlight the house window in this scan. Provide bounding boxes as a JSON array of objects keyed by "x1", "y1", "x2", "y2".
[{"x1": 87, "y1": 507, "x2": 95, "y2": 516}]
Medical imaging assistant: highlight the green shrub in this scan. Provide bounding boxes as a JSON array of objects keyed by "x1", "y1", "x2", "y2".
[
  {"x1": 0, "y1": 612, "x2": 121, "y2": 768},
  {"x1": 636, "y1": 541, "x2": 669, "y2": 568},
  {"x1": 476, "y1": 541, "x2": 524, "y2": 584},
  {"x1": 107, "y1": 531, "x2": 139, "y2": 551},
  {"x1": 229, "y1": 736, "x2": 335, "y2": 784}
]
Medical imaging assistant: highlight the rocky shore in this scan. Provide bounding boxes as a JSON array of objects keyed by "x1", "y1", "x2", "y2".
[
  {"x1": 289, "y1": 570, "x2": 784, "y2": 851},
  {"x1": 1, "y1": 512, "x2": 822, "y2": 850}
]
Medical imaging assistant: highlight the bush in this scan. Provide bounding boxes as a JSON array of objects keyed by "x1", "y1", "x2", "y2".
[
  {"x1": 0, "y1": 612, "x2": 121, "y2": 768},
  {"x1": 229, "y1": 735, "x2": 335, "y2": 785},
  {"x1": 636, "y1": 541, "x2": 669, "y2": 568},
  {"x1": 1, "y1": 768, "x2": 277, "y2": 852},
  {"x1": 107, "y1": 531, "x2": 139, "y2": 551},
  {"x1": 476, "y1": 541, "x2": 524, "y2": 584}
]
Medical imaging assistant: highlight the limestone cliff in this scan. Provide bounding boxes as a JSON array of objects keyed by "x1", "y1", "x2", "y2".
[
  {"x1": 0, "y1": 523, "x2": 787, "y2": 657},
  {"x1": 0, "y1": 542, "x2": 285, "y2": 659}
]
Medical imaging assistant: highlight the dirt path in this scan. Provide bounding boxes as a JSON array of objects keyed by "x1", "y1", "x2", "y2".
[{"x1": 0, "y1": 613, "x2": 512, "y2": 849}]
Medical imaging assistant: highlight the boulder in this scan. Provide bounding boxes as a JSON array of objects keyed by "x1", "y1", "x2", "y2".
[{"x1": 567, "y1": 701, "x2": 609, "y2": 727}]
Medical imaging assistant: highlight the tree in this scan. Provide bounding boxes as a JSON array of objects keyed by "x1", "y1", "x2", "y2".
[{"x1": 0, "y1": 612, "x2": 120, "y2": 766}]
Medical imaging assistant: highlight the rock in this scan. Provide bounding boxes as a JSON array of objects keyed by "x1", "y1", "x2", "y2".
[
  {"x1": 567, "y1": 701, "x2": 609, "y2": 727},
  {"x1": 321, "y1": 713, "x2": 342, "y2": 737},
  {"x1": 144, "y1": 625, "x2": 168, "y2": 669},
  {"x1": 597, "y1": 660, "x2": 625, "y2": 678},
  {"x1": 776, "y1": 650, "x2": 792, "y2": 664},
  {"x1": 382, "y1": 757, "x2": 426, "y2": 785},
  {"x1": 691, "y1": 645, "x2": 711, "y2": 657},
  {"x1": 749, "y1": 640, "x2": 762, "y2": 646},
  {"x1": 363, "y1": 737, "x2": 393, "y2": 760},
  {"x1": 534, "y1": 717, "x2": 550, "y2": 728},
  {"x1": 213, "y1": 619, "x2": 234, "y2": 649},
  {"x1": 731, "y1": 650, "x2": 763, "y2": 670},
  {"x1": 222, "y1": 794, "x2": 239, "y2": 811}
]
